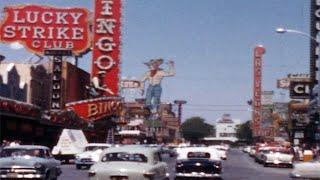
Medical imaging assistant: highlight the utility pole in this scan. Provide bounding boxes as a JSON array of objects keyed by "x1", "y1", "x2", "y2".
[{"x1": 174, "y1": 100, "x2": 187, "y2": 139}]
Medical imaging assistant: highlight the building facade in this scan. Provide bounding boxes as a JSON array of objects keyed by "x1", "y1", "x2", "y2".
[{"x1": 215, "y1": 114, "x2": 240, "y2": 142}]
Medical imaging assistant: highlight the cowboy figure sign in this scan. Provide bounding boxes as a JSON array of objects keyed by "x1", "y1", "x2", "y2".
[{"x1": 140, "y1": 59, "x2": 175, "y2": 113}]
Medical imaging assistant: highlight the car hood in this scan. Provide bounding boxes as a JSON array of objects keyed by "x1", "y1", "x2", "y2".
[
  {"x1": 78, "y1": 149, "x2": 104, "y2": 157},
  {"x1": 0, "y1": 156, "x2": 41, "y2": 167},
  {"x1": 91, "y1": 161, "x2": 153, "y2": 173},
  {"x1": 294, "y1": 162, "x2": 320, "y2": 170},
  {"x1": 265, "y1": 153, "x2": 293, "y2": 160}
]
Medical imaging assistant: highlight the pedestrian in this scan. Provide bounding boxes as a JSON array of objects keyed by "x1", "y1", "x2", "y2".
[
  {"x1": 312, "y1": 146, "x2": 318, "y2": 160},
  {"x1": 0, "y1": 140, "x2": 8, "y2": 153}
]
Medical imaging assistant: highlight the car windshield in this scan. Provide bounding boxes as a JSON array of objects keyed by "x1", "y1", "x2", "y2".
[
  {"x1": 101, "y1": 152, "x2": 148, "y2": 163},
  {"x1": 187, "y1": 152, "x2": 210, "y2": 159},
  {"x1": 0, "y1": 148, "x2": 45, "y2": 158},
  {"x1": 85, "y1": 146, "x2": 108, "y2": 151}
]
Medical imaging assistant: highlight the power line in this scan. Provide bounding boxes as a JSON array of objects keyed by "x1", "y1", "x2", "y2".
[
  {"x1": 184, "y1": 108, "x2": 250, "y2": 112},
  {"x1": 185, "y1": 104, "x2": 248, "y2": 107}
]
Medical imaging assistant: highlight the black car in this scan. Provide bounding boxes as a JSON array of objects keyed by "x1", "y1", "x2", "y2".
[{"x1": 175, "y1": 151, "x2": 222, "y2": 180}]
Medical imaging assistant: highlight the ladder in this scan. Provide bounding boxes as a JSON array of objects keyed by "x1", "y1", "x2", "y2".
[{"x1": 106, "y1": 128, "x2": 114, "y2": 144}]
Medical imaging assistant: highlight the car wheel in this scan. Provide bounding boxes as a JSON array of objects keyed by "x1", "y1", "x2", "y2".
[
  {"x1": 263, "y1": 163, "x2": 268, "y2": 167},
  {"x1": 45, "y1": 171, "x2": 51, "y2": 180},
  {"x1": 76, "y1": 164, "x2": 81, "y2": 170}
]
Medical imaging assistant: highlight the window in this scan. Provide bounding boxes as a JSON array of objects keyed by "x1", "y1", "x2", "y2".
[
  {"x1": 101, "y1": 152, "x2": 147, "y2": 163},
  {"x1": 187, "y1": 152, "x2": 210, "y2": 159}
]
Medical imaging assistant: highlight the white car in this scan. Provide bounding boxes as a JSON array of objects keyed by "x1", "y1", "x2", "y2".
[
  {"x1": 290, "y1": 160, "x2": 320, "y2": 179},
  {"x1": 88, "y1": 145, "x2": 170, "y2": 180},
  {"x1": 249, "y1": 148, "x2": 256, "y2": 157},
  {"x1": 75, "y1": 143, "x2": 111, "y2": 169},
  {"x1": 175, "y1": 147, "x2": 222, "y2": 179},
  {"x1": 262, "y1": 150, "x2": 293, "y2": 167},
  {"x1": 209, "y1": 145, "x2": 228, "y2": 160}
]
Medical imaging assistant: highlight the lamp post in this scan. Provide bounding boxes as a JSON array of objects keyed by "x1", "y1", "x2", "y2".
[
  {"x1": 275, "y1": 28, "x2": 317, "y2": 42},
  {"x1": 0, "y1": 54, "x2": 4, "y2": 142}
]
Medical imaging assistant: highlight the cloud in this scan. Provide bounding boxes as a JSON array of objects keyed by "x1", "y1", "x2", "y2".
[{"x1": 9, "y1": 42, "x2": 24, "y2": 50}]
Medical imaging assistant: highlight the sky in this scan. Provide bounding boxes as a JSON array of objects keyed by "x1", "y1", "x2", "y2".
[{"x1": 0, "y1": 0, "x2": 310, "y2": 125}]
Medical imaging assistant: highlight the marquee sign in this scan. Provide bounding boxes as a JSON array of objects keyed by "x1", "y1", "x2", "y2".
[
  {"x1": 290, "y1": 81, "x2": 311, "y2": 99},
  {"x1": 121, "y1": 80, "x2": 141, "y2": 89},
  {"x1": 91, "y1": 0, "x2": 122, "y2": 96},
  {"x1": 66, "y1": 97, "x2": 122, "y2": 122},
  {"x1": 0, "y1": 5, "x2": 90, "y2": 55}
]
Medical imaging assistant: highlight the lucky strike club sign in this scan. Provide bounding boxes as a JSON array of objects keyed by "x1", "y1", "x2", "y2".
[{"x1": 0, "y1": 5, "x2": 90, "y2": 55}]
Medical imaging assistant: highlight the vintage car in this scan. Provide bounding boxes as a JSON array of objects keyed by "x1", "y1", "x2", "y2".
[
  {"x1": 175, "y1": 147, "x2": 222, "y2": 179},
  {"x1": 209, "y1": 145, "x2": 227, "y2": 160},
  {"x1": 290, "y1": 160, "x2": 320, "y2": 179},
  {"x1": 88, "y1": 145, "x2": 170, "y2": 180},
  {"x1": 0, "y1": 145, "x2": 61, "y2": 179},
  {"x1": 261, "y1": 148, "x2": 293, "y2": 167},
  {"x1": 254, "y1": 146, "x2": 275, "y2": 164},
  {"x1": 249, "y1": 148, "x2": 256, "y2": 157},
  {"x1": 75, "y1": 143, "x2": 112, "y2": 169}
]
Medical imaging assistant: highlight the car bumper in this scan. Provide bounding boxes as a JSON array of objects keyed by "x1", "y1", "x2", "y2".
[
  {"x1": 175, "y1": 172, "x2": 222, "y2": 178},
  {"x1": 290, "y1": 172, "x2": 304, "y2": 178},
  {"x1": 75, "y1": 159, "x2": 95, "y2": 165},
  {"x1": 266, "y1": 160, "x2": 292, "y2": 165},
  {"x1": 0, "y1": 173, "x2": 45, "y2": 179}
]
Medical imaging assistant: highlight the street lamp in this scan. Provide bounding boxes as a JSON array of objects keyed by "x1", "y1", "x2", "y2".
[{"x1": 275, "y1": 27, "x2": 317, "y2": 42}]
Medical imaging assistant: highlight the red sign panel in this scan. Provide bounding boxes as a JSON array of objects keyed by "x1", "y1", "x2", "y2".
[
  {"x1": 65, "y1": 97, "x2": 122, "y2": 122},
  {"x1": 0, "y1": 5, "x2": 90, "y2": 55},
  {"x1": 253, "y1": 45, "x2": 265, "y2": 137},
  {"x1": 91, "y1": 0, "x2": 122, "y2": 96}
]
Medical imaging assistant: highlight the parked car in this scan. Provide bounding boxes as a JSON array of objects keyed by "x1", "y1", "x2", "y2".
[
  {"x1": 254, "y1": 147, "x2": 275, "y2": 164},
  {"x1": 290, "y1": 160, "x2": 320, "y2": 179},
  {"x1": 249, "y1": 148, "x2": 256, "y2": 157},
  {"x1": 261, "y1": 148, "x2": 293, "y2": 168},
  {"x1": 175, "y1": 146, "x2": 222, "y2": 179},
  {"x1": 0, "y1": 145, "x2": 61, "y2": 179},
  {"x1": 243, "y1": 146, "x2": 252, "y2": 153},
  {"x1": 88, "y1": 145, "x2": 170, "y2": 180},
  {"x1": 209, "y1": 145, "x2": 227, "y2": 160},
  {"x1": 75, "y1": 143, "x2": 112, "y2": 169}
]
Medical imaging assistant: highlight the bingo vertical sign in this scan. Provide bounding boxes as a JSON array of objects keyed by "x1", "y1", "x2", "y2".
[{"x1": 91, "y1": 0, "x2": 122, "y2": 96}]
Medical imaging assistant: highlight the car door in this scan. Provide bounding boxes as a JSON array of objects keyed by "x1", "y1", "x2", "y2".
[
  {"x1": 44, "y1": 149, "x2": 59, "y2": 178},
  {"x1": 153, "y1": 152, "x2": 168, "y2": 179}
]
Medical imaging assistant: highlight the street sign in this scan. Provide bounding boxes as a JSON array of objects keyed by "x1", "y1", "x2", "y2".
[{"x1": 290, "y1": 81, "x2": 311, "y2": 99}]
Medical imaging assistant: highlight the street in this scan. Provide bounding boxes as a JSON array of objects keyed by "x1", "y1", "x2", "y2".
[{"x1": 59, "y1": 148, "x2": 291, "y2": 180}]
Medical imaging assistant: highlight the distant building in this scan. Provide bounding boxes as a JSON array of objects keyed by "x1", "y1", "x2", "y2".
[
  {"x1": 215, "y1": 114, "x2": 240, "y2": 142},
  {"x1": 118, "y1": 100, "x2": 180, "y2": 144},
  {"x1": 0, "y1": 63, "x2": 50, "y2": 107}
]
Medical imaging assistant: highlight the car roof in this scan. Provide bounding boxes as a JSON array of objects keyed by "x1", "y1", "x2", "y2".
[
  {"x1": 3, "y1": 145, "x2": 49, "y2": 150},
  {"x1": 104, "y1": 145, "x2": 161, "y2": 154},
  {"x1": 85, "y1": 143, "x2": 112, "y2": 147},
  {"x1": 176, "y1": 146, "x2": 220, "y2": 160}
]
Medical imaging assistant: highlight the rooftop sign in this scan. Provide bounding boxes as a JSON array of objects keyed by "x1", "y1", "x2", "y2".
[{"x1": 0, "y1": 5, "x2": 90, "y2": 55}]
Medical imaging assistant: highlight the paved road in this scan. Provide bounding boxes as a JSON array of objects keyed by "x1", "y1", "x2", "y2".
[
  {"x1": 222, "y1": 148, "x2": 291, "y2": 180},
  {"x1": 59, "y1": 148, "x2": 292, "y2": 180}
]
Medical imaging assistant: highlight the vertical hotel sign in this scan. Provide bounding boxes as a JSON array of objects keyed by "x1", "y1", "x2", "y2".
[
  {"x1": 91, "y1": 0, "x2": 121, "y2": 96},
  {"x1": 311, "y1": 0, "x2": 320, "y2": 91},
  {"x1": 253, "y1": 45, "x2": 265, "y2": 137}
]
